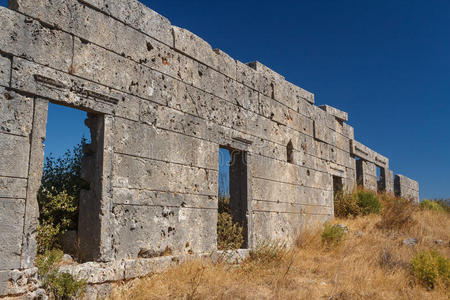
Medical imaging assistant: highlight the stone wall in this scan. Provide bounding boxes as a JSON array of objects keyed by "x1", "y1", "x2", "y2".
[
  {"x1": 395, "y1": 174, "x2": 420, "y2": 203},
  {"x1": 0, "y1": 0, "x2": 419, "y2": 297}
]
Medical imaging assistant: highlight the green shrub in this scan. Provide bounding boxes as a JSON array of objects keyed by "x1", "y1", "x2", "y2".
[
  {"x1": 217, "y1": 212, "x2": 244, "y2": 250},
  {"x1": 420, "y1": 199, "x2": 444, "y2": 212},
  {"x1": 321, "y1": 224, "x2": 346, "y2": 247},
  {"x1": 37, "y1": 138, "x2": 88, "y2": 253},
  {"x1": 36, "y1": 250, "x2": 86, "y2": 299},
  {"x1": 334, "y1": 190, "x2": 360, "y2": 218},
  {"x1": 411, "y1": 250, "x2": 449, "y2": 289},
  {"x1": 36, "y1": 223, "x2": 61, "y2": 254},
  {"x1": 434, "y1": 199, "x2": 450, "y2": 213},
  {"x1": 249, "y1": 240, "x2": 286, "y2": 264},
  {"x1": 356, "y1": 190, "x2": 381, "y2": 215}
]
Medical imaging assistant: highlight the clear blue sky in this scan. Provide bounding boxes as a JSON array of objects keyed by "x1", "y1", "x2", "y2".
[{"x1": 1, "y1": 0, "x2": 449, "y2": 199}]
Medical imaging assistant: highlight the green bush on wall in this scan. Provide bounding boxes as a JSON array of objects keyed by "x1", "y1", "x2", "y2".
[{"x1": 356, "y1": 190, "x2": 381, "y2": 215}]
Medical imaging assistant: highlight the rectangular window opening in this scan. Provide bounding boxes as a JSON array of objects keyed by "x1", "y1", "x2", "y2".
[
  {"x1": 333, "y1": 175, "x2": 343, "y2": 199},
  {"x1": 217, "y1": 146, "x2": 248, "y2": 250},
  {"x1": 377, "y1": 165, "x2": 386, "y2": 193},
  {"x1": 40, "y1": 103, "x2": 104, "y2": 262},
  {"x1": 355, "y1": 156, "x2": 364, "y2": 187}
]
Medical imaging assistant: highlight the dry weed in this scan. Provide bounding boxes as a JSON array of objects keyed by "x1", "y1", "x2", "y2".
[{"x1": 110, "y1": 208, "x2": 449, "y2": 300}]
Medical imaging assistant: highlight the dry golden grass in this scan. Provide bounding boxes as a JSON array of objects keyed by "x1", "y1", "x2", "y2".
[{"x1": 110, "y1": 207, "x2": 449, "y2": 300}]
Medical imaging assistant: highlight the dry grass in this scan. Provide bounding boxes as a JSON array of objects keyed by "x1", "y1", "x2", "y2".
[{"x1": 110, "y1": 207, "x2": 449, "y2": 300}]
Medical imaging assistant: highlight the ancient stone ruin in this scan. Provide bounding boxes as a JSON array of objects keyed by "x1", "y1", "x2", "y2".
[{"x1": 0, "y1": 0, "x2": 419, "y2": 297}]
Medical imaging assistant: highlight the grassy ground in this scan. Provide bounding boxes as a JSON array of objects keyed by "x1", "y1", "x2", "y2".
[{"x1": 110, "y1": 203, "x2": 449, "y2": 299}]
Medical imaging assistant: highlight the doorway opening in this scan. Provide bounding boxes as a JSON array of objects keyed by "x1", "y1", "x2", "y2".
[
  {"x1": 376, "y1": 166, "x2": 386, "y2": 193},
  {"x1": 39, "y1": 103, "x2": 104, "y2": 261},
  {"x1": 217, "y1": 146, "x2": 249, "y2": 250}
]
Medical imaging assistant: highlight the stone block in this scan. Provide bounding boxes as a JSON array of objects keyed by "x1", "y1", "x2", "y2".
[
  {"x1": 0, "y1": 133, "x2": 29, "y2": 178},
  {"x1": 236, "y1": 60, "x2": 274, "y2": 97},
  {"x1": 374, "y1": 152, "x2": 389, "y2": 169},
  {"x1": 112, "y1": 205, "x2": 216, "y2": 259},
  {"x1": 0, "y1": 268, "x2": 38, "y2": 297},
  {"x1": 0, "y1": 177, "x2": 27, "y2": 199},
  {"x1": 252, "y1": 178, "x2": 332, "y2": 207},
  {"x1": 112, "y1": 188, "x2": 217, "y2": 209},
  {"x1": 247, "y1": 61, "x2": 285, "y2": 81},
  {"x1": 273, "y1": 77, "x2": 315, "y2": 105},
  {"x1": 0, "y1": 55, "x2": 10, "y2": 87},
  {"x1": 113, "y1": 154, "x2": 218, "y2": 196},
  {"x1": 319, "y1": 104, "x2": 348, "y2": 122},
  {"x1": 79, "y1": 0, "x2": 173, "y2": 46},
  {"x1": 350, "y1": 140, "x2": 375, "y2": 162},
  {"x1": 114, "y1": 117, "x2": 218, "y2": 170},
  {"x1": 59, "y1": 261, "x2": 125, "y2": 284},
  {"x1": 0, "y1": 199, "x2": 25, "y2": 270},
  {"x1": 123, "y1": 256, "x2": 180, "y2": 280},
  {"x1": 172, "y1": 26, "x2": 236, "y2": 79},
  {"x1": 0, "y1": 88, "x2": 33, "y2": 136},
  {"x1": 11, "y1": 57, "x2": 141, "y2": 121},
  {"x1": 0, "y1": 7, "x2": 73, "y2": 72}
]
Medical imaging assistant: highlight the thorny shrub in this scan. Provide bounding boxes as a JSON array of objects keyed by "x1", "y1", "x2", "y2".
[{"x1": 411, "y1": 250, "x2": 449, "y2": 289}]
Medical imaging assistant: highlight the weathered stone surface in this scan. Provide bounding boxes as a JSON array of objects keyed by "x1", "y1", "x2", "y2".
[
  {"x1": 319, "y1": 105, "x2": 348, "y2": 122},
  {"x1": 11, "y1": 57, "x2": 141, "y2": 121},
  {"x1": 0, "y1": 133, "x2": 29, "y2": 178},
  {"x1": 394, "y1": 174, "x2": 419, "y2": 202},
  {"x1": 173, "y1": 26, "x2": 237, "y2": 79},
  {"x1": 114, "y1": 117, "x2": 218, "y2": 170},
  {"x1": 21, "y1": 98, "x2": 48, "y2": 269},
  {"x1": 113, "y1": 153, "x2": 218, "y2": 196},
  {"x1": 79, "y1": 0, "x2": 173, "y2": 46},
  {"x1": 0, "y1": 268, "x2": 39, "y2": 297},
  {"x1": 247, "y1": 61, "x2": 285, "y2": 81},
  {"x1": 0, "y1": 55, "x2": 10, "y2": 87},
  {"x1": 112, "y1": 205, "x2": 216, "y2": 259},
  {"x1": 0, "y1": 7, "x2": 72, "y2": 72},
  {"x1": 0, "y1": 199, "x2": 25, "y2": 270},
  {"x1": 0, "y1": 88, "x2": 33, "y2": 136},
  {"x1": 0, "y1": 177, "x2": 27, "y2": 199}
]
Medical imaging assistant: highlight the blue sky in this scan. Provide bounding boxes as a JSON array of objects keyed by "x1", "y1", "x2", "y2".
[{"x1": 1, "y1": 0, "x2": 449, "y2": 199}]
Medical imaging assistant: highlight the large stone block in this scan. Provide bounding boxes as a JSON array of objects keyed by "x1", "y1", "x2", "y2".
[
  {"x1": 0, "y1": 7, "x2": 72, "y2": 72},
  {"x1": 79, "y1": 0, "x2": 173, "y2": 46},
  {"x1": 273, "y1": 77, "x2": 315, "y2": 105},
  {"x1": 113, "y1": 154, "x2": 218, "y2": 196},
  {"x1": 112, "y1": 188, "x2": 217, "y2": 209},
  {"x1": 319, "y1": 104, "x2": 348, "y2": 122},
  {"x1": 173, "y1": 26, "x2": 237, "y2": 79},
  {"x1": 112, "y1": 205, "x2": 216, "y2": 259},
  {"x1": 114, "y1": 117, "x2": 218, "y2": 170},
  {"x1": 0, "y1": 199, "x2": 25, "y2": 270},
  {"x1": 236, "y1": 60, "x2": 274, "y2": 97},
  {"x1": 0, "y1": 88, "x2": 33, "y2": 136},
  {"x1": 0, "y1": 55, "x2": 10, "y2": 87},
  {"x1": 252, "y1": 177, "x2": 332, "y2": 206},
  {"x1": 11, "y1": 57, "x2": 141, "y2": 121},
  {"x1": 0, "y1": 133, "x2": 29, "y2": 178},
  {"x1": 0, "y1": 177, "x2": 27, "y2": 199}
]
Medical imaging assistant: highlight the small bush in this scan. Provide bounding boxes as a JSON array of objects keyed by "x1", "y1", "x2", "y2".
[
  {"x1": 36, "y1": 223, "x2": 61, "y2": 254},
  {"x1": 411, "y1": 250, "x2": 449, "y2": 289},
  {"x1": 217, "y1": 212, "x2": 244, "y2": 250},
  {"x1": 378, "y1": 196, "x2": 416, "y2": 230},
  {"x1": 356, "y1": 190, "x2": 381, "y2": 215},
  {"x1": 36, "y1": 250, "x2": 86, "y2": 299},
  {"x1": 321, "y1": 224, "x2": 346, "y2": 247},
  {"x1": 420, "y1": 199, "x2": 444, "y2": 212},
  {"x1": 249, "y1": 240, "x2": 286, "y2": 264}
]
